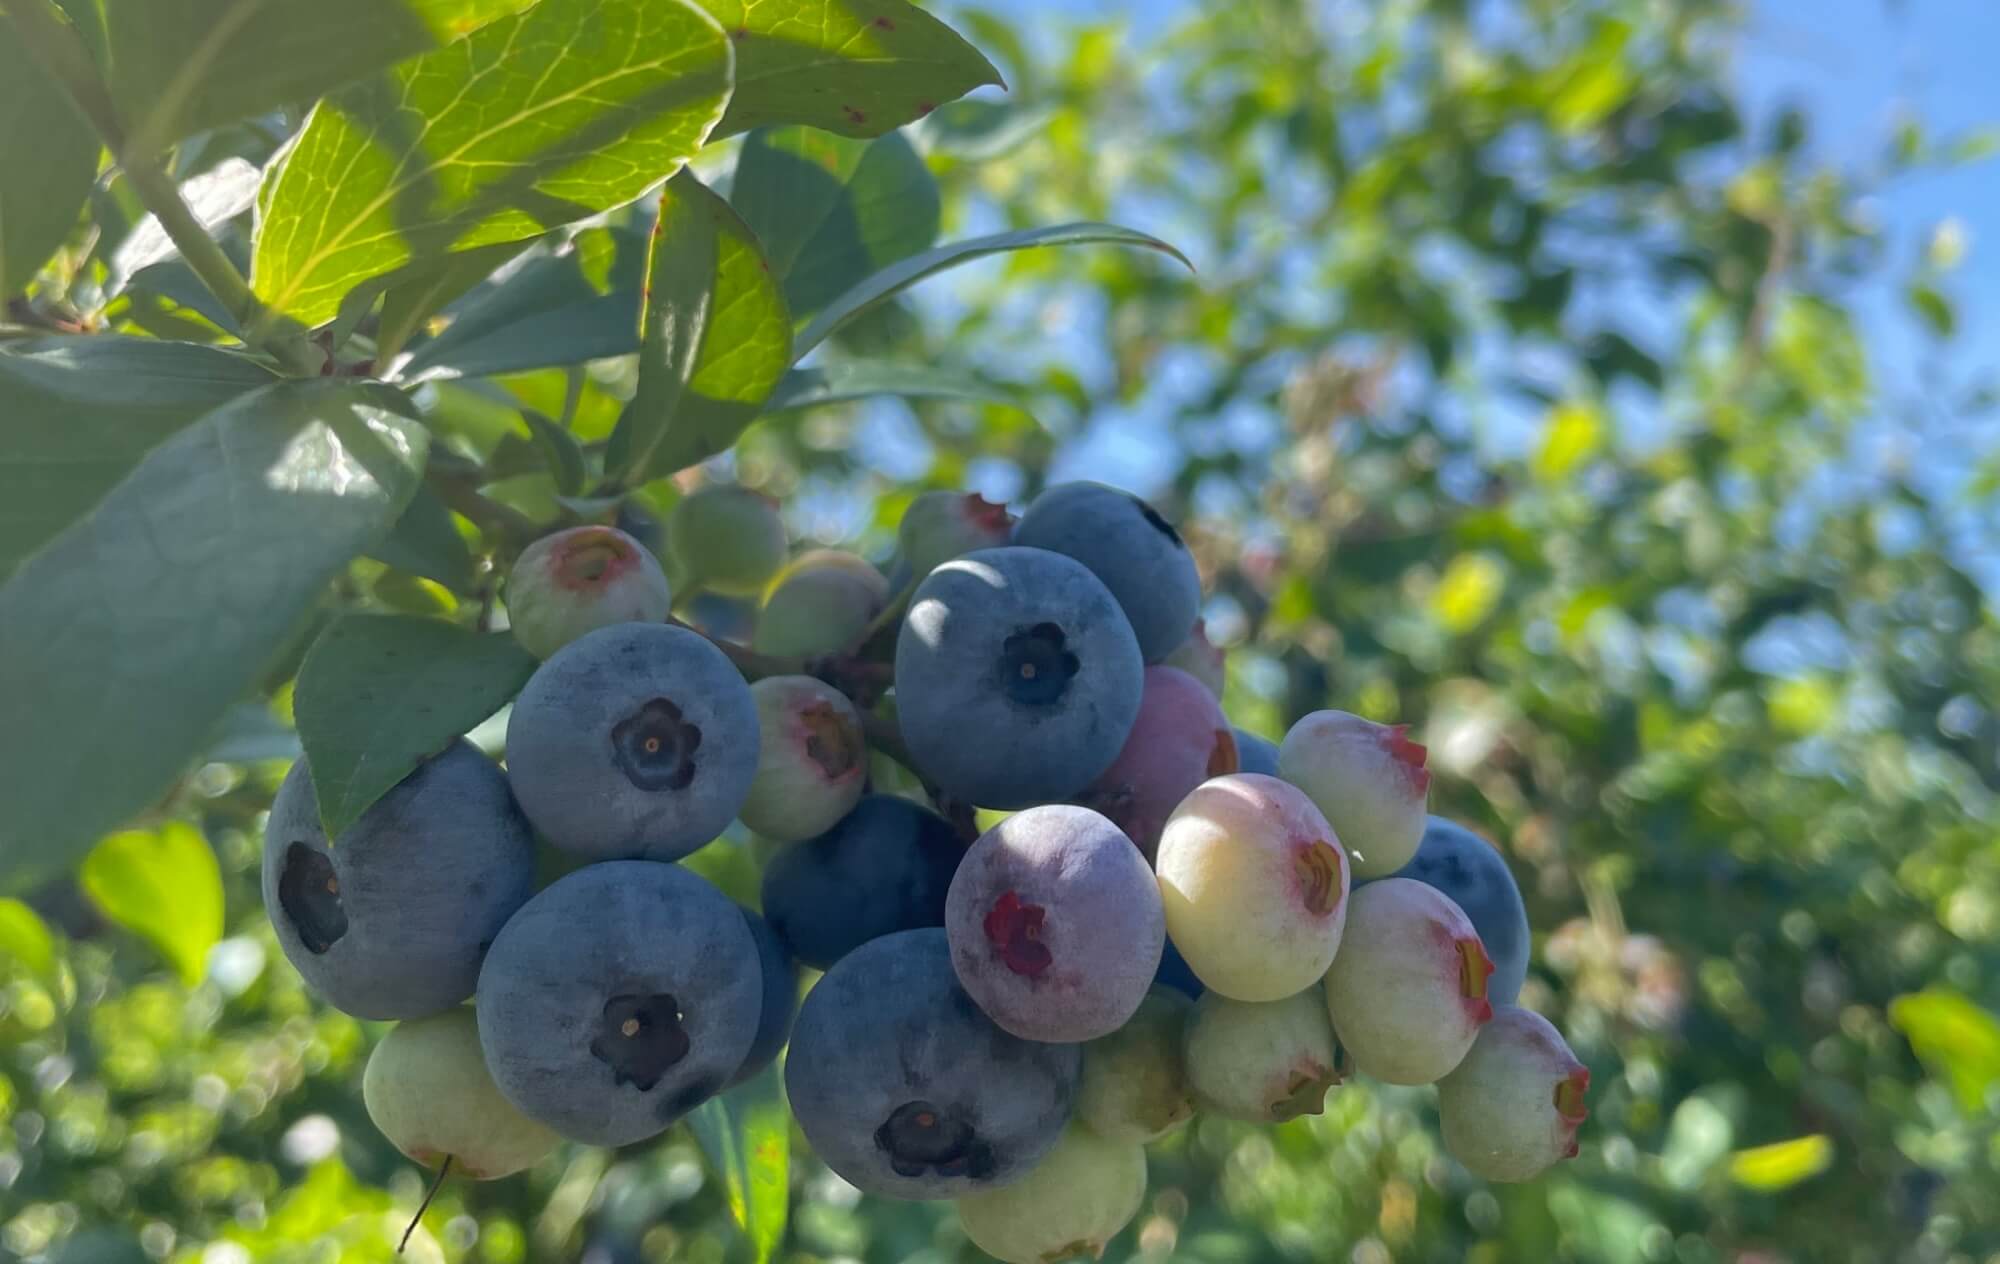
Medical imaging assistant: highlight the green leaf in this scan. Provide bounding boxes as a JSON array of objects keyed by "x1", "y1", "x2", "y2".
[
  {"x1": 608, "y1": 171, "x2": 791, "y2": 482},
  {"x1": 0, "y1": 15, "x2": 101, "y2": 300},
  {"x1": 89, "y1": 0, "x2": 544, "y2": 156},
  {"x1": 78, "y1": 822, "x2": 224, "y2": 986},
  {"x1": 766, "y1": 360, "x2": 1015, "y2": 412},
  {"x1": 687, "y1": 1064, "x2": 790, "y2": 1263},
  {"x1": 249, "y1": 0, "x2": 735, "y2": 330},
  {"x1": 376, "y1": 240, "x2": 537, "y2": 367},
  {"x1": 793, "y1": 222, "x2": 1192, "y2": 358},
  {"x1": 368, "y1": 485, "x2": 474, "y2": 590},
  {"x1": 522, "y1": 412, "x2": 588, "y2": 496},
  {"x1": 731, "y1": 127, "x2": 940, "y2": 319},
  {"x1": 0, "y1": 898, "x2": 58, "y2": 984},
  {"x1": 0, "y1": 380, "x2": 427, "y2": 891},
  {"x1": 1908, "y1": 283, "x2": 1956, "y2": 339},
  {"x1": 1890, "y1": 988, "x2": 2000, "y2": 1113},
  {"x1": 293, "y1": 614, "x2": 536, "y2": 840},
  {"x1": 400, "y1": 229, "x2": 650, "y2": 381},
  {"x1": 0, "y1": 337, "x2": 278, "y2": 579},
  {"x1": 1728, "y1": 1134, "x2": 1834, "y2": 1192},
  {"x1": 696, "y1": 0, "x2": 1000, "y2": 139}
]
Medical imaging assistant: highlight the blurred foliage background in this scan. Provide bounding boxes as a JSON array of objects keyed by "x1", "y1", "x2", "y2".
[{"x1": 5, "y1": 0, "x2": 2000, "y2": 1262}]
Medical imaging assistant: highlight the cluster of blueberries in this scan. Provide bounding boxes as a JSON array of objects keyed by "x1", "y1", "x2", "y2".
[{"x1": 263, "y1": 481, "x2": 1588, "y2": 1263}]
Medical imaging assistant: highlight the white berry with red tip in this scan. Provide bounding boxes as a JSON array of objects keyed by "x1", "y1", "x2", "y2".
[
  {"x1": 738, "y1": 676, "x2": 867, "y2": 842},
  {"x1": 1155, "y1": 773, "x2": 1349, "y2": 1001},
  {"x1": 1278, "y1": 710, "x2": 1430, "y2": 878},
  {"x1": 506, "y1": 525, "x2": 672, "y2": 660},
  {"x1": 1438, "y1": 1005, "x2": 1590, "y2": 1182},
  {"x1": 1322, "y1": 877, "x2": 1494, "y2": 1084},
  {"x1": 1183, "y1": 988, "x2": 1341, "y2": 1123}
]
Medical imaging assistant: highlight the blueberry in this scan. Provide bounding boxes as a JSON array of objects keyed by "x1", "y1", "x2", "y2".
[
  {"x1": 506, "y1": 525, "x2": 672, "y2": 660},
  {"x1": 476, "y1": 861, "x2": 761, "y2": 1146},
  {"x1": 739, "y1": 675, "x2": 867, "y2": 843},
  {"x1": 752, "y1": 550, "x2": 890, "y2": 658},
  {"x1": 759, "y1": 794, "x2": 964, "y2": 969},
  {"x1": 897, "y1": 491, "x2": 1014, "y2": 580},
  {"x1": 1233, "y1": 728, "x2": 1280, "y2": 777},
  {"x1": 1075, "y1": 986, "x2": 1195, "y2": 1143},
  {"x1": 506, "y1": 623, "x2": 759, "y2": 862},
  {"x1": 1382, "y1": 816, "x2": 1532, "y2": 1007},
  {"x1": 667, "y1": 484, "x2": 787, "y2": 596},
  {"x1": 728, "y1": 908, "x2": 797, "y2": 1088},
  {"x1": 945, "y1": 805, "x2": 1163, "y2": 1042},
  {"x1": 1437, "y1": 1005, "x2": 1590, "y2": 1182},
  {"x1": 1321, "y1": 878, "x2": 1493, "y2": 1085},
  {"x1": 954, "y1": 1124, "x2": 1147, "y2": 1264},
  {"x1": 363, "y1": 1008, "x2": 559, "y2": 1179},
  {"x1": 1184, "y1": 988, "x2": 1340, "y2": 1123},
  {"x1": 894, "y1": 546, "x2": 1144, "y2": 808},
  {"x1": 1013, "y1": 481, "x2": 1200, "y2": 662},
  {"x1": 1077, "y1": 665, "x2": 1238, "y2": 859},
  {"x1": 785, "y1": 928, "x2": 1078, "y2": 1199},
  {"x1": 262, "y1": 741, "x2": 535, "y2": 1020}
]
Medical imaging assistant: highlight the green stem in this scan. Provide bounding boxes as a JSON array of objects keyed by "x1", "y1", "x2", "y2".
[{"x1": 2, "y1": 0, "x2": 323, "y2": 376}]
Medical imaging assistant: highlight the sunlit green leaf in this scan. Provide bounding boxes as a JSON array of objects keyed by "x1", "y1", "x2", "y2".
[
  {"x1": 250, "y1": 0, "x2": 734, "y2": 329},
  {"x1": 1891, "y1": 989, "x2": 2000, "y2": 1113},
  {"x1": 766, "y1": 360, "x2": 1015, "y2": 412},
  {"x1": 0, "y1": 898, "x2": 58, "y2": 984},
  {"x1": 0, "y1": 14, "x2": 100, "y2": 301},
  {"x1": 79, "y1": 822, "x2": 224, "y2": 986},
  {"x1": 1728, "y1": 1134, "x2": 1834, "y2": 1191},
  {"x1": 688, "y1": 1065, "x2": 790, "y2": 1263},
  {"x1": 0, "y1": 380, "x2": 426, "y2": 890}
]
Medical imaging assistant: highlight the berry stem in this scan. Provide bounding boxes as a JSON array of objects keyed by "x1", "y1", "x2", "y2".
[
  {"x1": 847, "y1": 580, "x2": 915, "y2": 657},
  {"x1": 398, "y1": 1154, "x2": 453, "y2": 1254},
  {"x1": 667, "y1": 617, "x2": 802, "y2": 681}
]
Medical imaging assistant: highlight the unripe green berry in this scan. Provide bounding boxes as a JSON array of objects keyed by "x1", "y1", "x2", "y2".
[
  {"x1": 362, "y1": 1008, "x2": 561, "y2": 1179},
  {"x1": 667, "y1": 484, "x2": 788, "y2": 595},
  {"x1": 1077, "y1": 986, "x2": 1195, "y2": 1143},
  {"x1": 752, "y1": 551, "x2": 889, "y2": 658},
  {"x1": 955, "y1": 1125, "x2": 1146, "y2": 1264},
  {"x1": 898, "y1": 491, "x2": 1014, "y2": 580}
]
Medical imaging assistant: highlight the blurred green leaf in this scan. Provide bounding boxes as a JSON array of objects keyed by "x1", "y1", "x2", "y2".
[
  {"x1": 0, "y1": 336, "x2": 277, "y2": 579},
  {"x1": 0, "y1": 380, "x2": 426, "y2": 891},
  {"x1": 793, "y1": 222, "x2": 1192, "y2": 357},
  {"x1": 688, "y1": 1064, "x2": 790, "y2": 1263},
  {"x1": 367, "y1": 485, "x2": 475, "y2": 591},
  {"x1": 85, "y1": 0, "x2": 541, "y2": 155},
  {"x1": 1907, "y1": 283, "x2": 1955, "y2": 338},
  {"x1": 1728, "y1": 1134, "x2": 1834, "y2": 1191},
  {"x1": 79, "y1": 822, "x2": 224, "y2": 986},
  {"x1": 0, "y1": 897, "x2": 58, "y2": 984},
  {"x1": 294, "y1": 614, "x2": 536, "y2": 840},
  {"x1": 1891, "y1": 989, "x2": 2000, "y2": 1113},
  {"x1": 522, "y1": 411, "x2": 588, "y2": 497},
  {"x1": 1534, "y1": 400, "x2": 1603, "y2": 482},
  {"x1": 731, "y1": 127, "x2": 941, "y2": 319},
  {"x1": 766, "y1": 360, "x2": 1015, "y2": 412},
  {"x1": 250, "y1": 0, "x2": 733, "y2": 329},
  {"x1": 0, "y1": 15, "x2": 100, "y2": 301},
  {"x1": 608, "y1": 171, "x2": 790, "y2": 482},
  {"x1": 697, "y1": 0, "x2": 1000, "y2": 139}
]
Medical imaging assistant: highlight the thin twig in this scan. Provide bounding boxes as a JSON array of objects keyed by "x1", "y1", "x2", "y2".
[{"x1": 399, "y1": 1155, "x2": 453, "y2": 1254}]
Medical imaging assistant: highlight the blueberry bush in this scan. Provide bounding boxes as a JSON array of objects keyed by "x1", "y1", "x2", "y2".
[{"x1": 2, "y1": 0, "x2": 1997, "y2": 1262}]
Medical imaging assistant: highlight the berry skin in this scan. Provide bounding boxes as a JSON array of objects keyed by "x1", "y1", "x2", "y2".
[
  {"x1": 1321, "y1": 878, "x2": 1494, "y2": 1085},
  {"x1": 506, "y1": 525, "x2": 671, "y2": 660},
  {"x1": 1152, "y1": 936, "x2": 1205, "y2": 999},
  {"x1": 895, "y1": 546, "x2": 1145, "y2": 808},
  {"x1": 476, "y1": 861, "x2": 761, "y2": 1146},
  {"x1": 1183, "y1": 988, "x2": 1340, "y2": 1123},
  {"x1": 898, "y1": 490, "x2": 1015, "y2": 580},
  {"x1": 1234, "y1": 728, "x2": 1280, "y2": 777},
  {"x1": 738, "y1": 676, "x2": 867, "y2": 843},
  {"x1": 1153, "y1": 774, "x2": 1349, "y2": 1002},
  {"x1": 728, "y1": 908, "x2": 797, "y2": 1088},
  {"x1": 1013, "y1": 481, "x2": 1201, "y2": 662},
  {"x1": 1278, "y1": 710, "x2": 1431, "y2": 879},
  {"x1": 945, "y1": 805, "x2": 1164, "y2": 1043},
  {"x1": 362, "y1": 1008, "x2": 559, "y2": 1179},
  {"x1": 1438, "y1": 1006, "x2": 1590, "y2": 1182},
  {"x1": 1382, "y1": 816, "x2": 1531, "y2": 1006},
  {"x1": 1075, "y1": 987, "x2": 1195, "y2": 1143},
  {"x1": 752, "y1": 550, "x2": 890, "y2": 658},
  {"x1": 263, "y1": 741, "x2": 535, "y2": 1021},
  {"x1": 1162, "y1": 618, "x2": 1226, "y2": 698},
  {"x1": 759, "y1": 795, "x2": 965, "y2": 969},
  {"x1": 785, "y1": 929, "x2": 1078, "y2": 1200},
  {"x1": 954, "y1": 1124, "x2": 1146, "y2": 1264},
  {"x1": 1077, "y1": 665, "x2": 1238, "y2": 859},
  {"x1": 667, "y1": 484, "x2": 787, "y2": 596},
  {"x1": 506, "y1": 623, "x2": 759, "y2": 862}
]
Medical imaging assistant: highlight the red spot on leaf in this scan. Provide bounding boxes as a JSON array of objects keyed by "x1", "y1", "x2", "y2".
[
  {"x1": 732, "y1": 26, "x2": 748, "y2": 40},
  {"x1": 873, "y1": 15, "x2": 895, "y2": 29},
  {"x1": 842, "y1": 104, "x2": 867, "y2": 125},
  {"x1": 917, "y1": 101, "x2": 937, "y2": 117},
  {"x1": 983, "y1": 891, "x2": 1052, "y2": 977}
]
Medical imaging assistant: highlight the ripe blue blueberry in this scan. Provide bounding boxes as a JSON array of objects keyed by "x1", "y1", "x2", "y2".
[
  {"x1": 1013, "y1": 481, "x2": 1200, "y2": 662},
  {"x1": 894, "y1": 547, "x2": 1144, "y2": 808},
  {"x1": 728, "y1": 908, "x2": 797, "y2": 1088},
  {"x1": 1379, "y1": 816, "x2": 1531, "y2": 1006},
  {"x1": 944, "y1": 805, "x2": 1163, "y2": 1042},
  {"x1": 263, "y1": 741, "x2": 534, "y2": 1021},
  {"x1": 476, "y1": 861, "x2": 761, "y2": 1146},
  {"x1": 785, "y1": 928, "x2": 1078, "y2": 1199},
  {"x1": 506, "y1": 623, "x2": 759, "y2": 862},
  {"x1": 1234, "y1": 728, "x2": 1281, "y2": 777},
  {"x1": 759, "y1": 794, "x2": 965, "y2": 969}
]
